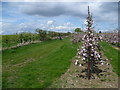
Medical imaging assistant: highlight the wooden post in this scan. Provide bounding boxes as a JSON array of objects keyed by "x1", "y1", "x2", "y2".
[
  {"x1": 88, "y1": 46, "x2": 91, "y2": 80},
  {"x1": 88, "y1": 61, "x2": 91, "y2": 80}
]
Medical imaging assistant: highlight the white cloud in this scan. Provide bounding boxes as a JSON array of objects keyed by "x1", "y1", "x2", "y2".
[
  {"x1": 49, "y1": 22, "x2": 77, "y2": 32},
  {"x1": 0, "y1": 30, "x2": 4, "y2": 34},
  {"x1": 2, "y1": 20, "x2": 76, "y2": 34},
  {"x1": 47, "y1": 20, "x2": 54, "y2": 25}
]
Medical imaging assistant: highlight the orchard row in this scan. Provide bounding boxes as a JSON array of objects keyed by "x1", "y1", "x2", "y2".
[
  {"x1": 2, "y1": 29, "x2": 71, "y2": 48},
  {"x1": 101, "y1": 31, "x2": 119, "y2": 47}
]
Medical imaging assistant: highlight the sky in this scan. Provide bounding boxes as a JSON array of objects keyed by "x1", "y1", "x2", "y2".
[{"x1": 1, "y1": 1, "x2": 118, "y2": 35}]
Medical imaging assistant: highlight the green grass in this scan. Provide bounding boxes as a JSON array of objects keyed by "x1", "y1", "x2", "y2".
[
  {"x1": 2, "y1": 42, "x2": 19, "y2": 48},
  {"x1": 2, "y1": 38, "x2": 79, "y2": 88},
  {"x1": 100, "y1": 41, "x2": 120, "y2": 76}
]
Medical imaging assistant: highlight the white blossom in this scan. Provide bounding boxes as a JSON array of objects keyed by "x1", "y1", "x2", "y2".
[
  {"x1": 79, "y1": 64, "x2": 82, "y2": 67},
  {"x1": 75, "y1": 60, "x2": 79, "y2": 65}
]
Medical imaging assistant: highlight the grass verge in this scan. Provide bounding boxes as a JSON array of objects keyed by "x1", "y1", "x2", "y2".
[{"x1": 100, "y1": 41, "x2": 120, "y2": 76}]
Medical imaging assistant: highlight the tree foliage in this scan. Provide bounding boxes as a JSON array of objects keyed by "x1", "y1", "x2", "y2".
[{"x1": 75, "y1": 28, "x2": 82, "y2": 33}]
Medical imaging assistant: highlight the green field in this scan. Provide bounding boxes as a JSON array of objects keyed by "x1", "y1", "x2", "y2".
[
  {"x1": 100, "y1": 42, "x2": 120, "y2": 76},
  {"x1": 2, "y1": 38, "x2": 119, "y2": 88},
  {"x1": 2, "y1": 38, "x2": 79, "y2": 88}
]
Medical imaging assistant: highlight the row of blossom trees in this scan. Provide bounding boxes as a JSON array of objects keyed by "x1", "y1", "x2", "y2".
[
  {"x1": 2, "y1": 30, "x2": 71, "y2": 48},
  {"x1": 101, "y1": 30, "x2": 119, "y2": 47}
]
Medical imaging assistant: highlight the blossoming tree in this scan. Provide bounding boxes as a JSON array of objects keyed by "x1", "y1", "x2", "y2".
[{"x1": 76, "y1": 6, "x2": 103, "y2": 80}]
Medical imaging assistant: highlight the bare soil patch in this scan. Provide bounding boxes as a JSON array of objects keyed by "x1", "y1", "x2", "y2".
[
  {"x1": 112, "y1": 46, "x2": 120, "y2": 51},
  {"x1": 50, "y1": 57, "x2": 118, "y2": 88}
]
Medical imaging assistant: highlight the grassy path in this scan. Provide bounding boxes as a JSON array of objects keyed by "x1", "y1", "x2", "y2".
[
  {"x1": 100, "y1": 42, "x2": 120, "y2": 76},
  {"x1": 2, "y1": 38, "x2": 79, "y2": 88}
]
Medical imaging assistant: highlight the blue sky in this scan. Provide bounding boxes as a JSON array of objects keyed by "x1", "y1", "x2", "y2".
[{"x1": 1, "y1": 2, "x2": 118, "y2": 35}]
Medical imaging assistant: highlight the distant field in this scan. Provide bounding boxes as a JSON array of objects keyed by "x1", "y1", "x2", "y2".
[
  {"x1": 100, "y1": 42, "x2": 120, "y2": 76},
  {"x1": 2, "y1": 38, "x2": 79, "y2": 88}
]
